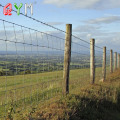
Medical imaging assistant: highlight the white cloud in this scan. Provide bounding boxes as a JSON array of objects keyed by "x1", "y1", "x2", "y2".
[
  {"x1": 87, "y1": 33, "x2": 92, "y2": 39},
  {"x1": 73, "y1": 25, "x2": 101, "y2": 33},
  {"x1": 84, "y1": 16, "x2": 120, "y2": 24},
  {"x1": 43, "y1": 0, "x2": 120, "y2": 9},
  {"x1": 72, "y1": 23, "x2": 120, "y2": 51}
]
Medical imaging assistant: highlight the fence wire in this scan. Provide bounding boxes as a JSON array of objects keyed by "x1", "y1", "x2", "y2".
[
  {"x1": 0, "y1": 16, "x2": 117, "y2": 119},
  {"x1": 70, "y1": 36, "x2": 90, "y2": 92},
  {"x1": 0, "y1": 19, "x2": 65, "y2": 119}
]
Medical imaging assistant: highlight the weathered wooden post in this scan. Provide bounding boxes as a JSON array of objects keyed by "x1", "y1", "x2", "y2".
[
  {"x1": 90, "y1": 38, "x2": 95, "y2": 84},
  {"x1": 63, "y1": 24, "x2": 72, "y2": 95},
  {"x1": 117, "y1": 53, "x2": 120, "y2": 69},
  {"x1": 110, "y1": 49, "x2": 113, "y2": 73},
  {"x1": 114, "y1": 52, "x2": 117, "y2": 71},
  {"x1": 102, "y1": 47, "x2": 106, "y2": 81}
]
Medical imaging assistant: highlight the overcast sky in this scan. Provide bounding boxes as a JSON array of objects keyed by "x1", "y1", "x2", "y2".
[{"x1": 0, "y1": 0, "x2": 120, "y2": 53}]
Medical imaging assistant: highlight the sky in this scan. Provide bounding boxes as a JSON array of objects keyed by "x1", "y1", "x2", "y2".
[{"x1": 0, "y1": 0, "x2": 120, "y2": 52}]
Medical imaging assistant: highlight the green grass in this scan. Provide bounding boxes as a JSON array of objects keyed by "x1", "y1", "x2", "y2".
[
  {"x1": 30, "y1": 70, "x2": 120, "y2": 120},
  {"x1": 0, "y1": 67, "x2": 109, "y2": 119}
]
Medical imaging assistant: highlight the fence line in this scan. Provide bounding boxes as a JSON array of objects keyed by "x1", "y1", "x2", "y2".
[{"x1": 0, "y1": 16, "x2": 119, "y2": 119}]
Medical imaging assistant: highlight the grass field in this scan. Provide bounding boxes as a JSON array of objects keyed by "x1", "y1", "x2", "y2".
[
  {"x1": 0, "y1": 66, "x2": 110, "y2": 119},
  {"x1": 30, "y1": 69, "x2": 120, "y2": 120}
]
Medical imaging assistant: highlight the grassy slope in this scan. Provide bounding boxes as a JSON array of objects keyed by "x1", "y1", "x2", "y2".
[
  {"x1": 0, "y1": 67, "x2": 109, "y2": 119},
  {"x1": 30, "y1": 70, "x2": 120, "y2": 120}
]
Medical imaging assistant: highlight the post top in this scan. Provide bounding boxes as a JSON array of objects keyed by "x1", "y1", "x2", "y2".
[
  {"x1": 90, "y1": 38, "x2": 95, "y2": 43},
  {"x1": 90, "y1": 38, "x2": 95, "y2": 40},
  {"x1": 66, "y1": 24, "x2": 72, "y2": 26}
]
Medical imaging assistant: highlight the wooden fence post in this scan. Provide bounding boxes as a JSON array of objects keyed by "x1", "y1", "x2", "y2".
[
  {"x1": 114, "y1": 52, "x2": 117, "y2": 71},
  {"x1": 90, "y1": 38, "x2": 95, "y2": 84},
  {"x1": 117, "y1": 53, "x2": 120, "y2": 69},
  {"x1": 63, "y1": 24, "x2": 72, "y2": 95},
  {"x1": 110, "y1": 49, "x2": 113, "y2": 73},
  {"x1": 102, "y1": 47, "x2": 106, "y2": 81}
]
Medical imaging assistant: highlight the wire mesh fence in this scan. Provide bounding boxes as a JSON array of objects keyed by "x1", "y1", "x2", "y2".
[
  {"x1": 0, "y1": 17, "x2": 117, "y2": 119},
  {"x1": 95, "y1": 47, "x2": 103, "y2": 82},
  {"x1": 0, "y1": 19, "x2": 66, "y2": 119},
  {"x1": 70, "y1": 36, "x2": 90, "y2": 92}
]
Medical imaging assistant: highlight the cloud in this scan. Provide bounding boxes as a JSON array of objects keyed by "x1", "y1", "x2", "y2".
[
  {"x1": 43, "y1": 0, "x2": 120, "y2": 10},
  {"x1": 73, "y1": 25, "x2": 101, "y2": 33},
  {"x1": 95, "y1": 32, "x2": 120, "y2": 51},
  {"x1": 72, "y1": 31, "x2": 120, "y2": 52},
  {"x1": 47, "y1": 22, "x2": 64, "y2": 26},
  {"x1": 72, "y1": 23, "x2": 120, "y2": 52},
  {"x1": 73, "y1": 24, "x2": 110, "y2": 38},
  {"x1": 84, "y1": 16, "x2": 120, "y2": 24}
]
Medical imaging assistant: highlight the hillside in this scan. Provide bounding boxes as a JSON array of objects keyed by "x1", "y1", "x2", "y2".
[{"x1": 28, "y1": 70, "x2": 120, "y2": 120}]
